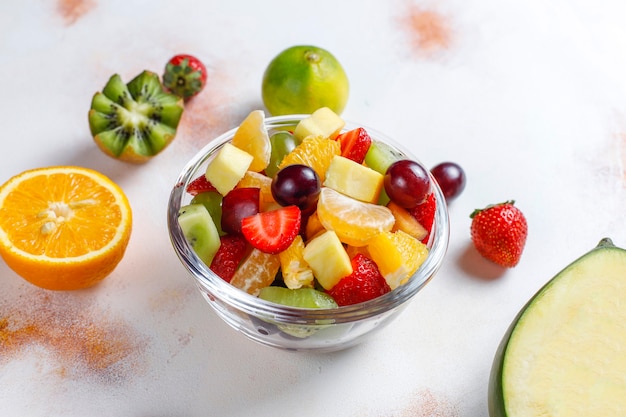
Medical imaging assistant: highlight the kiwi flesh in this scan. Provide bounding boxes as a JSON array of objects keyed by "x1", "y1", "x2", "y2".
[
  {"x1": 178, "y1": 204, "x2": 221, "y2": 266},
  {"x1": 88, "y1": 70, "x2": 184, "y2": 163}
]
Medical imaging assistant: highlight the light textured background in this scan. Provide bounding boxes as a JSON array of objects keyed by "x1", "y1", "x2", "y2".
[{"x1": 2, "y1": 0, "x2": 626, "y2": 415}]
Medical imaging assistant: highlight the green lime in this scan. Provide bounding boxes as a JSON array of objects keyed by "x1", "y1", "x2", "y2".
[{"x1": 261, "y1": 45, "x2": 349, "y2": 116}]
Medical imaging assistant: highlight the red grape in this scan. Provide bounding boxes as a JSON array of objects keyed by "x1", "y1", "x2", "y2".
[
  {"x1": 430, "y1": 162, "x2": 466, "y2": 201},
  {"x1": 271, "y1": 164, "x2": 321, "y2": 215},
  {"x1": 384, "y1": 160, "x2": 430, "y2": 208},
  {"x1": 221, "y1": 187, "x2": 260, "y2": 234}
]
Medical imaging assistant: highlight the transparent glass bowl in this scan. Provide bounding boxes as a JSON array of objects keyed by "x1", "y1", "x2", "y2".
[{"x1": 167, "y1": 115, "x2": 450, "y2": 352}]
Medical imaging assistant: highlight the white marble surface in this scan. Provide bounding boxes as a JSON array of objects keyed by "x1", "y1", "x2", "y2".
[{"x1": 2, "y1": 0, "x2": 626, "y2": 415}]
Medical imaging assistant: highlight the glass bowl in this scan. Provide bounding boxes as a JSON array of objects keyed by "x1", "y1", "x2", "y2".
[{"x1": 167, "y1": 114, "x2": 450, "y2": 352}]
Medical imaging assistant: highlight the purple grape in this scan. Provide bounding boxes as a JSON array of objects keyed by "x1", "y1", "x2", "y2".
[
  {"x1": 271, "y1": 164, "x2": 321, "y2": 215},
  {"x1": 384, "y1": 160, "x2": 430, "y2": 208},
  {"x1": 430, "y1": 162, "x2": 466, "y2": 201},
  {"x1": 221, "y1": 187, "x2": 260, "y2": 234}
]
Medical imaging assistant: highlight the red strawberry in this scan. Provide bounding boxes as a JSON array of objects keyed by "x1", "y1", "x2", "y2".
[
  {"x1": 335, "y1": 128, "x2": 372, "y2": 164},
  {"x1": 163, "y1": 54, "x2": 207, "y2": 99},
  {"x1": 210, "y1": 235, "x2": 249, "y2": 282},
  {"x1": 241, "y1": 205, "x2": 301, "y2": 254},
  {"x1": 408, "y1": 192, "x2": 436, "y2": 244},
  {"x1": 186, "y1": 175, "x2": 217, "y2": 196},
  {"x1": 470, "y1": 200, "x2": 528, "y2": 268},
  {"x1": 328, "y1": 254, "x2": 391, "y2": 306}
]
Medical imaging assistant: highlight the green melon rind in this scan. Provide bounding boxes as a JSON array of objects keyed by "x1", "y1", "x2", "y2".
[{"x1": 487, "y1": 237, "x2": 621, "y2": 417}]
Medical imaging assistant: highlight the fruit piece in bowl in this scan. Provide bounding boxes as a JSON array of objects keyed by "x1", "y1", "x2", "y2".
[{"x1": 168, "y1": 107, "x2": 450, "y2": 351}]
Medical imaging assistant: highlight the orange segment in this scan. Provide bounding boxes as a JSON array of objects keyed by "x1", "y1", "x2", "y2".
[
  {"x1": 231, "y1": 110, "x2": 271, "y2": 172},
  {"x1": 278, "y1": 136, "x2": 340, "y2": 182},
  {"x1": 237, "y1": 170, "x2": 276, "y2": 211},
  {"x1": 367, "y1": 230, "x2": 429, "y2": 289},
  {"x1": 304, "y1": 211, "x2": 326, "y2": 241},
  {"x1": 278, "y1": 235, "x2": 314, "y2": 289},
  {"x1": 317, "y1": 187, "x2": 395, "y2": 247},
  {"x1": 0, "y1": 166, "x2": 132, "y2": 290},
  {"x1": 230, "y1": 248, "x2": 280, "y2": 296}
]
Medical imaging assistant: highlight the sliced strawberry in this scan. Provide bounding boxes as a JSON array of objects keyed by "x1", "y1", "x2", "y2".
[
  {"x1": 209, "y1": 234, "x2": 249, "y2": 282},
  {"x1": 408, "y1": 192, "x2": 436, "y2": 244},
  {"x1": 186, "y1": 175, "x2": 217, "y2": 196},
  {"x1": 241, "y1": 206, "x2": 301, "y2": 254},
  {"x1": 327, "y1": 253, "x2": 390, "y2": 306},
  {"x1": 335, "y1": 127, "x2": 372, "y2": 164}
]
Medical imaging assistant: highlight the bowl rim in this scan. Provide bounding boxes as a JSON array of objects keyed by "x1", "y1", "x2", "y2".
[{"x1": 167, "y1": 114, "x2": 450, "y2": 325}]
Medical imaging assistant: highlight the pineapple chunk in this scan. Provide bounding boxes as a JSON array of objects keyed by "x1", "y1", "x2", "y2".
[
  {"x1": 205, "y1": 143, "x2": 253, "y2": 196},
  {"x1": 303, "y1": 230, "x2": 352, "y2": 290},
  {"x1": 294, "y1": 107, "x2": 345, "y2": 141},
  {"x1": 324, "y1": 155, "x2": 384, "y2": 203},
  {"x1": 368, "y1": 230, "x2": 429, "y2": 289}
]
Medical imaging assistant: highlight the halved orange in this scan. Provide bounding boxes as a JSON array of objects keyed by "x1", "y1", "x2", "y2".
[{"x1": 0, "y1": 166, "x2": 132, "y2": 290}]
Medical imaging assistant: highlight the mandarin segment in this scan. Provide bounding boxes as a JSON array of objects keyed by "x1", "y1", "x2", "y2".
[
  {"x1": 279, "y1": 235, "x2": 314, "y2": 289},
  {"x1": 230, "y1": 248, "x2": 280, "y2": 296},
  {"x1": 316, "y1": 187, "x2": 395, "y2": 247},
  {"x1": 0, "y1": 166, "x2": 132, "y2": 290},
  {"x1": 237, "y1": 170, "x2": 276, "y2": 211}
]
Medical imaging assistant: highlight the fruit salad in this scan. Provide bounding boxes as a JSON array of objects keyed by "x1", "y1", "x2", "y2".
[{"x1": 177, "y1": 107, "x2": 436, "y2": 308}]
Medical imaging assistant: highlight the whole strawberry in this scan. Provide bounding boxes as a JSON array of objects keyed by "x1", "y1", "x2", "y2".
[
  {"x1": 163, "y1": 54, "x2": 207, "y2": 99},
  {"x1": 470, "y1": 200, "x2": 528, "y2": 268}
]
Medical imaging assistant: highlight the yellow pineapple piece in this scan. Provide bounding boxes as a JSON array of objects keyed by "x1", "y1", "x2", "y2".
[
  {"x1": 323, "y1": 155, "x2": 384, "y2": 203},
  {"x1": 302, "y1": 230, "x2": 352, "y2": 290},
  {"x1": 293, "y1": 107, "x2": 345, "y2": 141},
  {"x1": 205, "y1": 143, "x2": 253, "y2": 196},
  {"x1": 279, "y1": 235, "x2": 314, "y2": 289},
  {"x1": 368, "y1": 230, "x2": 429, "y2": 289}
]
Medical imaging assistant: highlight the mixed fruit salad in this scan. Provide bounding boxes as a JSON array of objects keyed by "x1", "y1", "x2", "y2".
[{"x1": 177, "y1": 107, "x2": 440, "y2": 309}]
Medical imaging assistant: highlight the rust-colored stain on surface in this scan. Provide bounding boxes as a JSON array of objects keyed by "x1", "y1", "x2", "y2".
[
  {"x1": 401, "y1": 3, "x2": 452, "y2": 56},
  {"x1": 0, "y1": 288, "x2": 147, "y2": 384},
  {"x1": 57, "y1": 0, "x2": 96, "y2": 25},
  {"x1": 400, "y1": 389, "x2": 460, "y2": 417},
  {"x1": 177, "y1": 67, "x2": 240, "y2": 149}
]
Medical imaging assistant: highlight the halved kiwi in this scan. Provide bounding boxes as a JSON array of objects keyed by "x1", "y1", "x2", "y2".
[{"x1": 88, "y1": 70, "x2": 184, "y2": 163}]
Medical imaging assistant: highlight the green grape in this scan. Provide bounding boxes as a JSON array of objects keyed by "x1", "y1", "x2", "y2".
[{"x1": 266, "y1": 131, "x2": 300, "y2": 178}]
